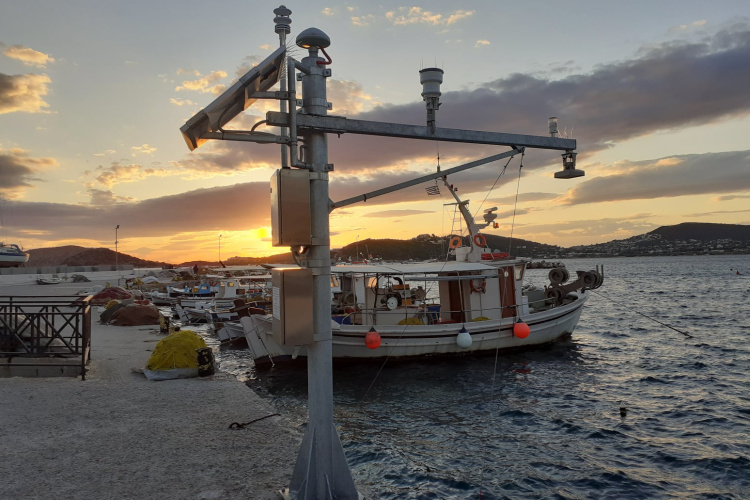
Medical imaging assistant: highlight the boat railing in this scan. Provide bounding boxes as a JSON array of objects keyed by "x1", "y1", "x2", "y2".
[
  {"x1": 0, "y1": 295, "x2": 92, "y2": 379},
  {"x1": 332, "y1": 301, "x2": 521, "y2": 326}
]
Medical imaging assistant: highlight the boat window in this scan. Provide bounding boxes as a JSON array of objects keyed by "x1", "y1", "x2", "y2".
[
  {"x1": 366, "y1": 276, "x2": 378, "y2": 289},
  {"x1": 514, "y1": 264, "x2": 525, "y2": 281},
  {"x1": 330, "y1": 275, "x2": 340, "y2": 288}
]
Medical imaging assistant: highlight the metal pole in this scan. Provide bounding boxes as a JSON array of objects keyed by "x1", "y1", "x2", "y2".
[
  {"x1": 219, "y1": 234, "x2": 222, "y2": 263},
  {"x1": 115, "y1": 225, "x2": 119, "y2": 276},
  {"x1": 284, "y1": 35, "x2": 359, "y2": 500}
]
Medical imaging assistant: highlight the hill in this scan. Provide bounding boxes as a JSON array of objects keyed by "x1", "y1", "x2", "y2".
[
  {"x1": 24, "y1": 222, "x2": 750, "y2": 267},
  {"x1": 567, "y1": 222, "x2": 750, "y2": 257},
  {"x1": 28, "y1": 245, "x2": 169, "y2": 268},
  {"x1": 649, "y1": 222, "x2": 750, "y2": 242}
]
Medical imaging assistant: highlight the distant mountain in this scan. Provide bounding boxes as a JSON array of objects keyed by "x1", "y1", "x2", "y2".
[
  {"x1": 567, "y1": 222, "x2": 750, "y2": 257},
  {"x1": 27, "y1": 245, "x2": 169, "y2": 268},
  {"x1": 332, "y1": 234, "x2": 562, "y2": 262},
  {"x1": 23, "y1": 222, "x2": 750, "y2": 267},
  {"x1": 648, "y1": 222, "x2": 750, "y2": 242}
]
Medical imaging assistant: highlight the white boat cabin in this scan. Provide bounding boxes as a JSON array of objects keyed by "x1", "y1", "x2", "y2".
[{"x1": 330, "y1": 261, "x2": 528, "y2": 327}]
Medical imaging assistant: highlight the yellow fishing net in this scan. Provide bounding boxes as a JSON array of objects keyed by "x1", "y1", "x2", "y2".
[
  {"x1": 104, "y1": 300, "x2": 120, "y2": 309},
  {"x1": 471, "y1": 316, "x2": 490, "y2": 322},
  {"x1": 146, "y1": 330, "x2": 207, "y2": 371},
  {"x1": 397, "y1": 317, "x2": 425, "y2": 325}
]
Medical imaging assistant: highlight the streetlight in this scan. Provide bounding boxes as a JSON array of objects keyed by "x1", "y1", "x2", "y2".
[
  {"x1": 115, "y1": 225, "x2": 120, "y2": 283},
  {"x1": 219, "y1": 234, "x2": 222, "y2": 263}
]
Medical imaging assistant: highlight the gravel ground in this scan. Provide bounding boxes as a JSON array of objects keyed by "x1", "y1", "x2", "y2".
[{"x1": 0, "y1": 280, "x2": 300, "y2": 500}]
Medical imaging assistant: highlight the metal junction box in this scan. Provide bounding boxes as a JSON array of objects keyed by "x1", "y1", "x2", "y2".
[
  {"x1": 271, "y1": 168, "x2": 311, "y2": 247},
  {"x1": 272, "y1": 268, "x2": 314, "y2": 346}
]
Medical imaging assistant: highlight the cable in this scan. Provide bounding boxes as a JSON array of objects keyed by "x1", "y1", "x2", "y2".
[
  {"x1": 592, "y1": 290, "x2": 693, "y2": 338},
  {"x1": 506, "y1": 151, "x2": 525, "y2": 257}
]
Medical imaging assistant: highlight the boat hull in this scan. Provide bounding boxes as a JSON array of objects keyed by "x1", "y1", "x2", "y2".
[
  {"x1": 242, "y1": 292, "x2": 588, "y2": 367},
  {"x1": 0, "y1": 255, "x2": 30, "y2": 267}
]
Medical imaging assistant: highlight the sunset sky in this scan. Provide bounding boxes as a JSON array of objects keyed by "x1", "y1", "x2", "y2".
[{"x1": 1, "y1": 1, "x2": 749, "y2": 264}]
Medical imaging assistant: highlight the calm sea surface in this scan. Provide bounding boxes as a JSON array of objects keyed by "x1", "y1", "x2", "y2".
[{"x1": 212, "y1": 255, "x2": 750, "y2": 499}]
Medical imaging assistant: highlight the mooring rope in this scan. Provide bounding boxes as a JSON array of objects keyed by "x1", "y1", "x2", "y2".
[
  {"x1": 592, "y1": 290, "x2": 693, "y2": 338},
  {"x1": 228, "y1": 413, "x2": 281, "y2": 430}
]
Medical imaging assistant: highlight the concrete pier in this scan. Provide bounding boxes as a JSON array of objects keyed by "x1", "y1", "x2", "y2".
[{"x1": 0, "y1": 279, "x2": 298, "y2": 499}]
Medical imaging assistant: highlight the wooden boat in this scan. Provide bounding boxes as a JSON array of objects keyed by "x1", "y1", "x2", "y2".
[{"x1": 241, "y1": 260, "x2": 602, "y2": 367}]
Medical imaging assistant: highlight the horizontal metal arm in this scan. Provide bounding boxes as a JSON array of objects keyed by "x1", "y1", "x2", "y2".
[
  {"x1": 331, "y1": 149, "x2": 522, "y2": 209},
  {"x1": 201, "y1": 131, "x2": 289, "y2": 144},
  {"x1": 266, "y1": 112, "x2": 576, "y2": 151}
]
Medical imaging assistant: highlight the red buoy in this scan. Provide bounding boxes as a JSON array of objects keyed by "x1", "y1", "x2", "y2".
[
  {"x1": 365, "y1": 327, "x2": 381, "y2": 349},
  {"x1": 513, "y1": 321, "x2": 530, "y2": 339}
]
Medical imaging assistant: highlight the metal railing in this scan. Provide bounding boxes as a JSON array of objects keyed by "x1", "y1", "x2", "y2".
[{"x1": 0, "y1": 295, "x2": 92, "y2": 379}]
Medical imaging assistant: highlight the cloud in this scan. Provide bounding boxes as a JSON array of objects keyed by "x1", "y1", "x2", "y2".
[
  {"x1": 3, "y1": 183, "x2": 273, "y2": 241},
  {"x1": 234, "y1": 55, "x2": 263, "y2": 79},
  {"x1": 92, "y1": 149, "x2": 117, "y2": 158},
  {"x1": 322, "y1": 8, "x2": 334, "y2": 16},
  {"x1": 3, "y1": 45, "x2": 55, "y2": 68},
  {"x1": 175, "y1": 70, "x2": 227, "y2": 95},
  {"x1": 489, "y1": 192, "x2": 559, "y2": 205},
  {"x1": 474, "y1": 40, "x2": 490, "y2": 48},
  {"x1": 512, "y1": 215, "x2": 658, "y2": 246},
  {"x1": 563, "y1": 150, "x2": 750, "y2": 205},
  {"x1": 131, "y1": 144, "x2": 157, "y2": 156},
  {"x1": 351, "y1": 15, "x2": 376, "y2": 26},
  {"x1": 715, "y1": 194, "x2": 750, "y2": 201},
  {"x1": 173, "y1": 22, "x2": 750, "y2": 204},
  {"x1": 87, "y1": 188, "x2": 135, "y2": 205},
  {"x1": 84, "y1": 162, "x2": 173, "y2": 189},
  {"x1": 687, "y1": 207, "x2": 750, "y2": 217},
  {"x1": 170, "y1": 97, "x2": 196, "y2": 107},
  {"x1": 0, "y1": 147, "x2": 58, "y2": 199},
  {"x1": 327, "y1": 79, "x2": 378, "y2": 115},
  {"x1": 363, "y1": 209, "x2": 434, "y2": 218},
  {"x1": 385, "y1": 8, "x2": 474, "y2": 26},
  {"x1": 0, "y1": 73, "x2": 51, "y2": 114}
]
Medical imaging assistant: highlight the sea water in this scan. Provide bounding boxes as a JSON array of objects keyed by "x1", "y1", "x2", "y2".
[{"x1": 222, "y1": 255, "x2": 750, "y2": 499}]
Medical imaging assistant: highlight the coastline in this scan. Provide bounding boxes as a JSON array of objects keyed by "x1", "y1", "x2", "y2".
[{"x1": 0, "y1": 278, "x2": 299, "y2": 500}]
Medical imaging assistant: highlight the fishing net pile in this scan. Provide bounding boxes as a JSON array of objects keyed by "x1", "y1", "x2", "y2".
[{"x1": 143, "y1": 330, "x2": 214, "y2": 381}]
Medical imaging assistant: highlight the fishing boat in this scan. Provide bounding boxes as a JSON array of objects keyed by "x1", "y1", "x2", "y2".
[
  {"x1": 241, "y1": 175, "x2": 603, "y2": 367},
  {"x1": 242, "y1": 259, "x2": 602, "y2": 367},
  {"x1": 0, "y1": 243, "x2": 29, "y2": 268}
]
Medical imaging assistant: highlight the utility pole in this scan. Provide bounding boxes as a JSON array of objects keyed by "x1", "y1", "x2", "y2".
[
  {"x1": 281, "y1": 28, "x2": 360, "y2": 500},
  {"x1": 178, "y1": 7, "x2": 583, "y2": 499},
  {"x1": 115, "y1": 224, "x2": 119, "y2": 284}
]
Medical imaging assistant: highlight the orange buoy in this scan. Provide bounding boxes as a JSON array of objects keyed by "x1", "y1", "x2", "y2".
[
  {"x1": 513, "y1": 320, "x2": 530, "y2": 339},
  {"x1": 365, "y1": 327, "x2": 381, "y2": 349}
]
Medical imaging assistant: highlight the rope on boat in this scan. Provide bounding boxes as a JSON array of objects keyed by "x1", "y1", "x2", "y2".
[
  {"x1": 592, "y1": 290, "x2": 693, "y2": 338},
  {"x1": 471, "y1": 153, "x2": 515, "y2": 221}
]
